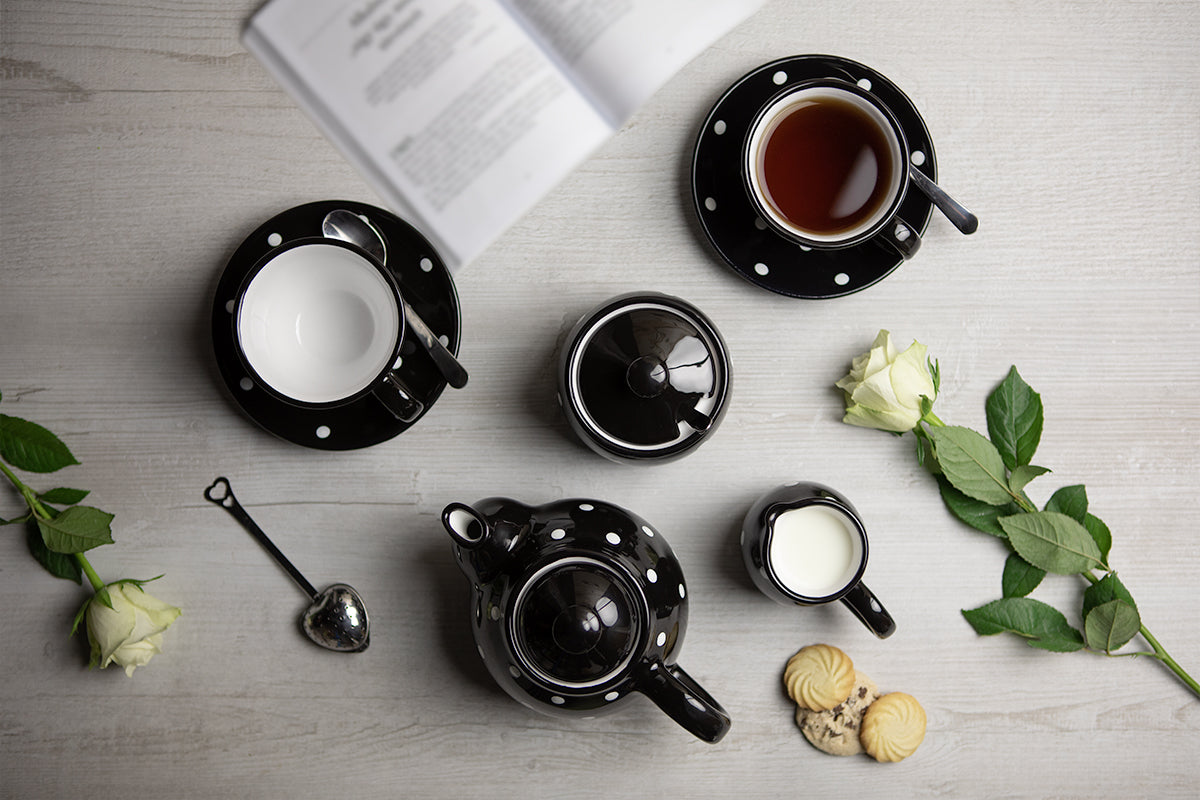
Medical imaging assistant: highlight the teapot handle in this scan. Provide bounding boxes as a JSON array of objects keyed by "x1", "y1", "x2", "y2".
[{"x1": 637, "y1": 659, "x2": 731, "y2": 744}]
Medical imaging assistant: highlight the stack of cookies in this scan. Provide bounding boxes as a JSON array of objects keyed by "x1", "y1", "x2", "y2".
[{"x1": 784, "y1": 643, "x2": 925, "y2": 762}]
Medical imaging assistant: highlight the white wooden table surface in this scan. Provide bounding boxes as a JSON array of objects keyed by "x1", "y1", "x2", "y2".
[{"x1": 2, "y1": 1, "x2": 1198, "y2": 796}]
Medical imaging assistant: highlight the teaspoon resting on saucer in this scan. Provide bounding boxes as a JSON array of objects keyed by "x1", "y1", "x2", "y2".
[
  {"x1": 204, "y1": 476, "x2": 370, "y2": 653},
  {"x1": 322, "y1": 208, "x2": 469, "y2": 389},
  {"x1": 907, "y1": 166, "x2": 978, "y2": 235}
]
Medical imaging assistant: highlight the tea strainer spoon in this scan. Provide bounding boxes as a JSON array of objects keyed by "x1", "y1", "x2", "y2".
[{"x1": 204, "y1": 477, "x2": 370, "y2": 653}]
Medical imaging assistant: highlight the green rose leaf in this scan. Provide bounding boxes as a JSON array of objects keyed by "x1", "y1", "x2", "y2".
[
  {"x1": 1001, "y1": 552, "x2": 1045, "y2": 597},
  {"x1": 1082, "y1": 573, "x2": 1140, "y2": 651},
  {"x1": 1046, "y1": 484, "x2": 1088, "y2": 522},
  {"x1": 999, "y1": 511, "x2": 1104, "y2": 574},
  {"x1": 37, "y1": 505, "x2": 114, "y2": 553},
  {"x1": 937, "y1": 477, "x2": 1016, "y2": 538},
  {"x1": 985, "y1": 367, "x2": 1043, "y2": 470},
  {"x1": 1083, "y1": 572, "x2": 1136, "y2": 617},
  {"x1": 25, "y1": 519, "x2": 83, "y2": 583},
  {"x1": 1084, "y1": 513, "x2": 1112, "y2": 563},
  {"x1": 38, "y1": 487, "x2": 90, "y2": 505},
  {"x1": 0, "y1": 413, "x2": 80, "y2": 473},
  {"x1": 1084, "y1": 599, "x2": 1141, "y2": 653},
  {"x1": 1009, "y1": 465, "x2": 1050, "y2": 496},
  {"x1": 962, "y1": 597, "x2": 1085, "y2": 652},
  {"x1": 929, "y1": 426, "x2": 1014, "y2": 506}
]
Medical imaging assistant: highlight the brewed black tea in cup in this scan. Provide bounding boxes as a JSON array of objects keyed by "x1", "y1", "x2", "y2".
[{"x1": 744, "y1": 79, "x2": 919, "y2": 259}]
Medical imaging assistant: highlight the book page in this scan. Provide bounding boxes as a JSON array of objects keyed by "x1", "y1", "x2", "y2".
[
  {"x1": 245, "y1": 0, "x2": 612, "y2": 267},
  {"x1": 501, "y1": 0, "x2": 765, "y2": 126}
]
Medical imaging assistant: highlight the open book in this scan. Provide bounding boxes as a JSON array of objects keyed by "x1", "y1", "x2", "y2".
[{"x1": 243, "y1": 0, "x2": 764, "y2": 269}]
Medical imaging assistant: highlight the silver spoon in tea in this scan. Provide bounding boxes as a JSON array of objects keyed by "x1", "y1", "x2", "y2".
[
  {"x1": 204, "y1": 477, "x2": 370, "y2": 653},
  {"x1": 322, "y1": 208, "x2": 469, "y2": 389},
  {"x1": 908, "y1": 166, "x2": 978, "y2": 235}
]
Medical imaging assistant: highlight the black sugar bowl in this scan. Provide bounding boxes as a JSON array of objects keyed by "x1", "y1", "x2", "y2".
[
  {"x1": 557, "y1": 292, "x2": 731, "y2": 464},
  {"x1": 441, "y1": 496, "x2": 731, "y2": 743}
]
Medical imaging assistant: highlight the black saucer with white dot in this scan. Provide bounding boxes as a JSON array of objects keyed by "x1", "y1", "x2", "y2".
[
  {"x1": 691, "y1": 55, "x2": 937, "y2": 299},
  {"x1": 210, "y1": 200, "x2": 462, "y2": 450}
]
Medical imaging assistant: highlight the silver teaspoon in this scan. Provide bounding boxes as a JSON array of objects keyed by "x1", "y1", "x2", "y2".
[
  {"x1": 908, "y1": 166, "x2": 978, "y2": 235},
  {"x1": 204, "y1": 477, "x2": 370, "y2": 653},
  {"x1": 322, "y1": 208, "x2": 469, "y2": 389}
]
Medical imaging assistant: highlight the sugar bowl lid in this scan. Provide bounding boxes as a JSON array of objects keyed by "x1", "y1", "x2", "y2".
[{"x1": 559, "y1": 292, "x2": 731, "y2": 463}]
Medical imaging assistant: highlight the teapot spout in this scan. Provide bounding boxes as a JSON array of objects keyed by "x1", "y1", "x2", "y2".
[
  {"x1": 442, "y1": 499, "x2": 528, "y2": 584},
  {"x1": 443, "y1": 502, "x2": 490, "y2": 548}
]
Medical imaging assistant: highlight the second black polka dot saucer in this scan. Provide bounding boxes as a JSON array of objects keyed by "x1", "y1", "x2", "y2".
[{"x1": 691, "y1": 55, "x2": 937, "y2": 299}]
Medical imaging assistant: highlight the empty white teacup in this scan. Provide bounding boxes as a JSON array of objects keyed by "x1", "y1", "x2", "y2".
[{"x1": 233, "y1": 238, "x2": 423, "y2": 421}]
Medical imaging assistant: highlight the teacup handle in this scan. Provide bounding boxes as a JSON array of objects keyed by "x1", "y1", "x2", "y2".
[
  {"x1": 373, "y1": 372, "x2": 424, "y2": 422},
  {"x1": 637, "y1": 659, "x2": 731, "y2": 744},
  {"x1": 839, "y1": 581, "x2": 896, "y2": 639},
  {"x1": 874, "y1": 216, "x2": 921, "y2": 260}
]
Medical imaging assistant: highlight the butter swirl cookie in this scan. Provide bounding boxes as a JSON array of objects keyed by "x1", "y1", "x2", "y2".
[
  {"x1": 783, "y1": 644, "x2": 856, "y2": 711},
  {"x1": 794, "y1": 670, "x2": 879, "y2": 756},
  {"x1": 860, "y1": 691, "x2": 927, "y2": 762}
]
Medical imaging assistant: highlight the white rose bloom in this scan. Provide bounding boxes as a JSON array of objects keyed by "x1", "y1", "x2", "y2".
[
  {"x1": 836, "y1": 330, "x2": 936, "y2": 433},
  {"x1": 86, "y1": 582, "x2": 181, "y2": 676}
]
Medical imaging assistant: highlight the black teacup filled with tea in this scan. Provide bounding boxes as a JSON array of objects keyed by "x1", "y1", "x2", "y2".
[{"x1": 743, "y1": 78, "x2": 920, "y2": 259}]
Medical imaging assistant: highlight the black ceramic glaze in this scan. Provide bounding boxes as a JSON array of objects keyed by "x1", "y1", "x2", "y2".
[
  {"x1": 558, "y1": 293, "x2": 730, "y2": 464},
  {"x1": 691, "y1": 55, "x2": 936, "y2": 298},
  {"x1": 741, "y1": 482, "x2": 896, "y2": 639},
  {"x1": 210, "y1": 200, "x2": 461, "y2": 450},
  {"x1": 442, "y1": 496, "x2": 731, "y2": 743}
]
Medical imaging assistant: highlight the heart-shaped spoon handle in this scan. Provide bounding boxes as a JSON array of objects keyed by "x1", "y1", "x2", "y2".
[{"x1": 204, "y1": 477, "x2": 318, "y2": 600}]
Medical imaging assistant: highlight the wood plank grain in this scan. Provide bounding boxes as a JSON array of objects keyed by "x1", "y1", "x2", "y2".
[{"x1": 2, "y1": 0, "x2": 1198, "y2": 797}]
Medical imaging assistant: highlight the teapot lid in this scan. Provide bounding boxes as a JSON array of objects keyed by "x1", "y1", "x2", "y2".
[
  {"x1": 561, "y1": 293, "x2": 730, "y2": 462},
  {"x1": 512, "y1": 558, "x2": 642, "y2": 688}
]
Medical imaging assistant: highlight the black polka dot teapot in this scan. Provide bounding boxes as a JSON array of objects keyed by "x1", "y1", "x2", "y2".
[{"x1": 441, "y1": 496, "x2": 731, "y2": 743}]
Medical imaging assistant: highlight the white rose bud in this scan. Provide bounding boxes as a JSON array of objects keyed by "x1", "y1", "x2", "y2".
[
  {"x1": 86, "y1": 582, "x2": 181, "y2": 676},
  {"x1": 835, "y1": 330, "x2": 936, "y2": 433}
]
